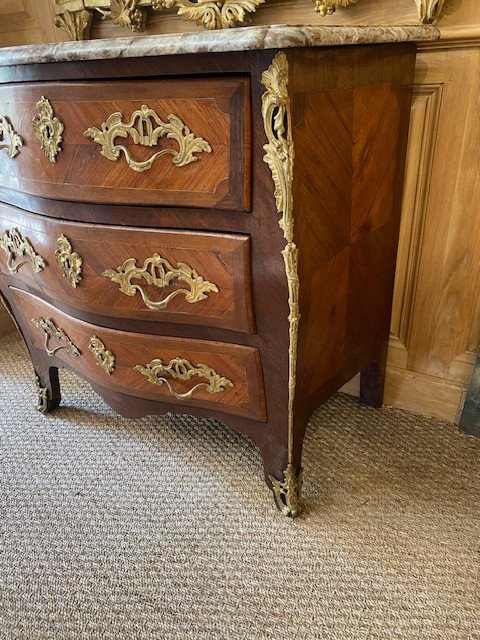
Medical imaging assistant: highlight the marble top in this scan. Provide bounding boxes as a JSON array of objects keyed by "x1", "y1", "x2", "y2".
[{"x1": 0, "y1": 24, "x2": 439, "y2": 67}]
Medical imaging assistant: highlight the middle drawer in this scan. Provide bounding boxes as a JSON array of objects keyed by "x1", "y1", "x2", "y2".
[{"x1": 0, "y1": 204, "x2": 254, "y2": 333}]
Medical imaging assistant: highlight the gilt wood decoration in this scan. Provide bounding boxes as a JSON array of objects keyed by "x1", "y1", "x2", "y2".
[
  {"x1": 415, "y1": 0, "x2": 447, "y2": 24},
  {"x1": 0, "y1": 26, "x2": 438, "y2": 515},
  {"x1": 50, "y1": 0, "x2": 446, "y2": 40},
  {"x1": 315, "y1": 0, "x2": 357, "y2": 17}
]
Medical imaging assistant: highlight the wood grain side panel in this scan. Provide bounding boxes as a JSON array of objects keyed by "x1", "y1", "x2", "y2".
[
  {"x1": 11, "y1": 287, "x2": 266, "y2": 421},
  {"x1": 293, "y1": 62, "x2": 414, "y2": 410},
  {"x1": 0, "y1": 77, "x2": 251, "y2": 210},
  {"x1": 0, "y1": 203, "x2": 254, "y2": 333}
]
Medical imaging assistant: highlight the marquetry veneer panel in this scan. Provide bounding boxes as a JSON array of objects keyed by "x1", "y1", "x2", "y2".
[
  {"x1": 0, "y1": 77, "x2": 251, "y2": 210},
  {"x1": 0, "y1": 204, "x2": 254, "y2": 332},
  {"x1": 12, "y1": 287, "x2": 266, "y2": 420}
]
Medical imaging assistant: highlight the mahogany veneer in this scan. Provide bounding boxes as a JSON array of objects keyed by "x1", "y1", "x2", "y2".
[{"x1": 0, "y1": 42, "x2": 417, "y2": 516}]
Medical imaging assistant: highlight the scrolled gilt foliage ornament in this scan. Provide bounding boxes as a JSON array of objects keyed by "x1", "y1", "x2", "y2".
[
  {"x1": 84, "y1": 105, "x2": 211, "y2": 173},
  {"x1": 135, "y1": 357, "x2": 234, "y2": 400},
  {"x1": 0, "y1": 228, "x2": 46, "y2": 275},
  {"x1": 32, "y1": 317, "x2": 81, "y2": 359},
  {"x1": 269, "y1": 464, "x2": 303, "y2": 518},
  {"x1": 262, "y1": 53, "x2": 302, "y2": 517},
  {"x1": 35, "y1": 376, "x2": 49, "y2": 413},
  {"x1": 51, "y1": 0, "x2": 265, "y2": 36},
  {"x1": 33, "y1": 97, "x2": 64, "y2": 163},
  {"x1": 158, "y1": 0, "x2": 266, "y2": 30},
  {"x1": 0, "y1": 116, "x2": 23, "y2": 159},
  {"x1": 315, "y1": 0, "x2": 358, "y2": 16},
  {"x1": 96, "y1": 0, "x2": 147, "y2": 31},
  {"x1": 261, "y1": 52, "x2": 298, "y2": 432},
  {"x1": 55, "y1": 235, "x2": 83, "y2": 289},
  {"x1": 54, "y1": 8, "x2": 93, "y2": 40},
  {"x1": 103, "y1": 253, "x2": 219, "y2": 311},
  {"x1": 89, "y1": 335, "x2": 116, "y2": 375},
  {"x1": 415, "y1": 0, "x2": 447, "y2": 23}
]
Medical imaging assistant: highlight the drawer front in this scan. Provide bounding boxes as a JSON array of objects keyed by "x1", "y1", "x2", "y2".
[
  {"x1": 11, "y1": 288, "x2": 266, "y2": 421},
  {"x1": 0, "y1": 204, "x2": 254, "y2": 333},
  {"x1": 0, "y1": 78, "x2": 250, "y2": 210}
]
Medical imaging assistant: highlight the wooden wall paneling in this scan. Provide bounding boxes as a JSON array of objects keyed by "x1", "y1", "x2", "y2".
[
  {"x1": 343, "y1": 16, "x2": 480, "y2": 424},
  {"x1": 0, "y1": 0, "x2": 61, "y2": 335},
  {"x1": 87, "y1": 0, "x2": 420, "y2": 39},
  {"x1": 342, "y1": 1, "x2": 480, "y2": 424},
  {"x1": 388, "y1": 82, "x2": 443, "y2": 372},
  {"x1": 390, "y1": 45, "x2": 480, "y2": 423},
  {"x1": 0, "y1": 0, "x2": 60, "y2": 47}
]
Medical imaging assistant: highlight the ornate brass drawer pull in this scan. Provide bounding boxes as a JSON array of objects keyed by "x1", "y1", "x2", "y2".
[
  {"x1": 0, "y1": 115, "x2": 23, "y2": 159},
  {"x1": 55, "y1": 235, "x2": 83, "y2": 288},
  {"x1": 103, "y1": 254, "x2": 219, "y2": 311},
  {"x1": 89, "y1": 335, "x2": 115, "y2": 375},
  {"x1": 32, "y1": 317, "x2": 81, "y2": 358},
  {"x1": 0, "y1": 228, "x2": 46, "y2": 275},
  {"x1": 84, "y1": 104, "x2": 212, "y2": 173},
  {"x1": 134, "y1": 357, "x2": 234, "y2": 400},
  {"x1": 33, "y1": 96, "x2": 64, "y2": 163}
]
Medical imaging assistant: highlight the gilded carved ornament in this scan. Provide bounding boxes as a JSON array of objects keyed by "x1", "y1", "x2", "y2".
[
  {"x1": 33, "y1": 97, "x2": 64, "y2": 163},
  {"x1": 84, "y1": 105, "x2": 211, "y2": 173},
  {"x1": 270, "y1": 465, "x2": 303, "y2": 518},
  {"x1": 261, "y1": 52, "x2": 302, "y2": 517},
  {"x1": 135, "y1": 357, "x2": 234, "y2": 400},
  {"x1": 35, "y1": 376, "x2": 49, "y2": 413},
  {"x1": 0, "y1": 228, "x2": 46, "y2": 276},
  {"x1": 51, "y1": 0, "x2": 446, "y2": 40},
  {"x1": 103, "y1": 254, "x2": 219, "y2": 311},
  {"x1": 316, "y1": 0, "x2": 446, "y2": 20},
  {"x1": 0, "y1": 116, "x2": 23, "y2": 159},
  {"x1": 415, "y1": 0, "x2": 447, "y2": 23},
  {"x1": 32, "y1": 317, "x2": 81, "y2": 358},
  {"x1": 315, "y1": 0, "x2": 357, "y2": 17},
  {"x1": 89, "y1": 335, "x2": 116, "y2": 375},
  {"x1": 54, "y1": 7, "x2": 93, "y2": 40},
  {"x1": 55, "y1": 235, "x2": 83, "y2": 289},
  {"x1": 51, "y1": 0, "x2": 266, "y2": 38}
]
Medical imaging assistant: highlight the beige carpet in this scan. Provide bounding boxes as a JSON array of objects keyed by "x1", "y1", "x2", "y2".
[{"x1": 0, "y1": 331, "x2": 479, "y2": 640}]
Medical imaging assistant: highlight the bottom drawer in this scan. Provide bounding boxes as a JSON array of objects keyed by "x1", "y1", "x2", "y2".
[{"x1": 10, "y1": 287, "x2": 266, "y2": 421}]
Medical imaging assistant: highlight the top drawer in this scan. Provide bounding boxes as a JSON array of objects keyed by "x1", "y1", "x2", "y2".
[{"x1": 0, "y1": 78, "x2": 251, "y2": 210}]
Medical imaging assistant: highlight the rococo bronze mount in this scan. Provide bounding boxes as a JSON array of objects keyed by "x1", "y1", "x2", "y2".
[{"x1": 51, "y1": 0, "x2": 446, "y2": 40}]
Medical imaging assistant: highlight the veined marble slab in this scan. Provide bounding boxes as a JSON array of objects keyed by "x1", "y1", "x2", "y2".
[{"x1": 0, "y1": 24, "x2": 439, "y2": 67}]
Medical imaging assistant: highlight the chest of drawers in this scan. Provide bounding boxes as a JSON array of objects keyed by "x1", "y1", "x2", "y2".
[{"x1": 0, "y1": 25, "x2": 438, "y2": 516}]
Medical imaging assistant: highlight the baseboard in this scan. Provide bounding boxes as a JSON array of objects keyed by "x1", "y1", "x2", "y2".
[{"x1": 341, "y1": 366, "x2": 466, "y2": 424}]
